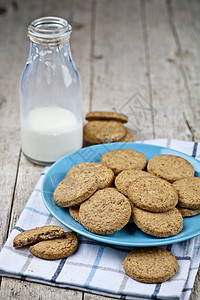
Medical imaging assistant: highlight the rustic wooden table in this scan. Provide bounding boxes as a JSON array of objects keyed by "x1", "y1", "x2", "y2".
[{"x1": 0, "y1": 0, "x2": 200, "y2": 299}]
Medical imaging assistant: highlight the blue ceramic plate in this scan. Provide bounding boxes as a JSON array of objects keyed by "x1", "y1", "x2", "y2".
[{"x1": 41, "y1": 143, "x2": 200, "y2": 246}]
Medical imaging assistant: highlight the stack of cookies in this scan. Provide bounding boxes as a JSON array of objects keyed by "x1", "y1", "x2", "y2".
[
  {"x1": 147, "y1": 154, "x2": 200, "y2": 217},
  {"x1": 83, "y1": 111, "x2": 134, "y2": 145},
  {"x1": 13, "y1": 226, "x2": 78, "y2": 260},
  {"x1": 53, "y1": 150, "x2": 200, "y2": 239},
  {"x1": 53, "y1": 161, "x2": 131, "y2": 235}
]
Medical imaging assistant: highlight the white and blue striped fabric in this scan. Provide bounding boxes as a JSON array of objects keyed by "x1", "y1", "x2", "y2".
[{"x1": 0, "y1": 139, "x2": 200, "y2": 300}]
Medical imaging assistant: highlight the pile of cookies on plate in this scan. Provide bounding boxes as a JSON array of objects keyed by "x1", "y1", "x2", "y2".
[
  {"x1": 53, "y1": 148, "x2": 200, "y2": 238},
  {"x1": 83, "y1": 111, "x2": 134, "y2": 144}
]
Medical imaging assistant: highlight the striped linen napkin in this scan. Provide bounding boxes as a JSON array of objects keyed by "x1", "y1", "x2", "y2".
[{"x1": 0, "y1": 139, "x2": 200, "y2": 300}]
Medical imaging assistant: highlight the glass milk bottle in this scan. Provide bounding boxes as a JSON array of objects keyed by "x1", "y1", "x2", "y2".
[{"x1": 20, "y1": 16, "x2": 83, "y2": 165}]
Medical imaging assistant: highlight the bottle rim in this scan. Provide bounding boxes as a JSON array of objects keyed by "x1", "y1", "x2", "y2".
[{"x1": 28, "y1": 16, "x2": 72, "y2": 46}]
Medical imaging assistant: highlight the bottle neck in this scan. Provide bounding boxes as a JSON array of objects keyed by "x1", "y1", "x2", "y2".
[{"x1": 28, "y1": 41, "x2": 72, "y2": 64}]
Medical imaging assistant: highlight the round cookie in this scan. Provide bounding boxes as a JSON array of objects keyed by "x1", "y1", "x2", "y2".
[
  {"x1": 116, "y1": 128, "x2": 134, "y2": 142},
  {"x1": 132, "y1": 207, "x2": 183, "y2": 237},
  {"x1": 177, "y1": 205, "x2": 200, "y2": 217},
  {"x1": 124, "y1": 247, "x2": 178, "y2": 283},
  {"x1": 29, "y1": 232, "x2": 78, "y2": 260},
  {"x1": 115, "y1": 169, "x2": 156, "y2": 196},
  {"x1": 173, "y1": 177, "x2": 200, "y2": 209},
  {"x1": 13, "y1": 226, "x2": 64, "y2": 248},
  {"x1": 100, "y1": 149, "x2": 147, "y2": 175},
  {"x1": 69, "y1": 206, "x2": 81, "y2": 224},
  {"x1": 83, "y1": 120, "x2": 126, "y2": 144},
  {"x1": 67, "y1": 162, "x2": 114, "y2": 190},
  {"x1": 85, "y1": 111, "x2": 128, "y2": 123},
  {"x1": 79, "y1": 187, "x2": 131, "y2": 235},
  {"x1": 53, "y1": 171, "x2": 98, "y2": 207},
  {"x1": 127, "y1": 177, "x2": 178, "y2": 212},
  {"x1": 147, "y1": 155, "x2": 194, "y2": 182}
]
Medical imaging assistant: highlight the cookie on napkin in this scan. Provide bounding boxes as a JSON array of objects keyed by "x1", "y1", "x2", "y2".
[
  {"x1": 124, "y1": 247, "x2": 178, "y2": 283},
  {"x1": 29, "y1": 232, "x2": 78, "y2": 260},
  {"x1": 13, "y1": 226, "x2": 64, "y2": 248}
]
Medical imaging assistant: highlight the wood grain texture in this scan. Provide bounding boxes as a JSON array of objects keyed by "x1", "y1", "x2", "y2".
[
  {"x1": 0, "y1": 277, "x2": 82, "y2": 300},
  {"x1": 169, "y1": 0, "x2": 200, "y2": 140},
  {"x1": 144, "y1": 0, "x2": 193, "y2": 140},
  {"x1": 84, "y1": 294, "x2": 110, "y2": 300},
  {"x1": 91, "y1": 0, "x2": 154, "y2": 140},
  {"x1": 0, "y1": 0, "x2": 200, "y2": 299}
]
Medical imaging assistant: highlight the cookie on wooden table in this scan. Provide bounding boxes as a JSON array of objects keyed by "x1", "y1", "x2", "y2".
[
  {"x1": 116, "y1": 128, "x2": 134, "y2": 142},
  {"x1": 69, "y1": 206, "x2": 81, "y2": 224},
  {"x1": 132, "y1": 207, "x2": 183, "y2": 237},
  {"x1": 85, "y1": 111, "x2": 128, "y2": 123},
  {"x1": 83, "y1": 120, "x2": 126, "y2": 144},
  {"x1": 53, "y1": 171, "x2": 98, "y2": 207},
  {"x1": 115, "y1": 169, "x2": 156, "y2": 196},
  {"x1": 79, "y1": 187, "x2": 131, "y2": 235},
  {"x1": 100, "y1": 149, "x2": 147, "y2": 175},
  {"x1": 127, "y1": 177, "x2": 178, "y2": 212},
  {"x1": 66, "y1": 162, "x2": 114, "y2": 190},
  {"x1": 173, "y1": 177, "x2": 200, "y2": 209},
  {"x1": 13, "y1": 226, "x2": 64, "y2": 248},
  {"x1": 124, "y1": 247, "x2": 178, "y2": 283},
  {"x1": 29, "y1": 232, "x2": 78, "y2": 260},
  {"x1": 147, "y1": 154, "x2": 194, "y2": 182},
  {"x1": 177, "y1": 205, "x2": 200, "y2": 217}
]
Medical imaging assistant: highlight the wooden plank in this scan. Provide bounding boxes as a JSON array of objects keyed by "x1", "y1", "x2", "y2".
[
  {"x1": 0, "y1": 277, "x2": 82, "y2": 300},
  {"x1": 143, "y1": 0, "x2": 194, "y2": 140},
  {"x1": 90, "y1": 0, "x2": 154, "y2": 141},
  {"x1": 84, "y1": 293, "x2": 114, "y2": 300},
  {"x1": 169, "y1": 0, "x2": 200, "y2": 140}
]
